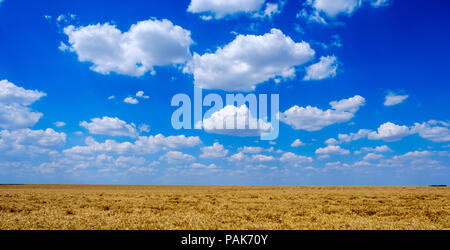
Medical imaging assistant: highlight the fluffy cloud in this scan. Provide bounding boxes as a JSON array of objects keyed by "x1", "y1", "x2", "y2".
[
  {"x1": 124, "y1": 97, "x2": 139, "y2": 104},
  {"x1": 279, "y1": 152, "x2": 313, "y2": 163},
  {"x1": 368, "y1": 122, "x2": 411, "y2": 142},
  {"x1": 308, "y1": 0, "x2": 361, "y2": 17},
  {"x1": 199, "y1": 105, "x2": 272, "y2": 136},
  {"x1": 281, "y1": 95, "x2": 365, "y2": 131},
  {"x1": 315, "y1": 145, "x2": 350, "y2": 155},
  {"x1": 200, "y1": 142, "x2": 229, "y2": 158},
  {"x1": 189, "y1": 29, "x2": 315, "y2": 91},
  {"x1": 384, "y1": 93, "x2": 408, "y2": 106},
  {"x1": 332, "y1": 120, "x2": 450, "y2": 144},
  {"x1": 300, "y1": 0, "x2": 390, "y2": 24},
  {"x1": 252, "y1": 154, "x2": 275, "y2": 162},
  {"x1": 291, "y1": 139, "x2": 305, "y2": 147},
  {"x1": 303, "y1": 55, "x2": 338, "y2": 80},
  {"x1": 0, "y1": 80, "x2": 46, "y2": 129},
  {"x1": 0, "y1": 80, "x2": 46, "y2": 105},
  {"x1": 228, "y1": 152, "x2": 247, "y2": 162},
  {"x1": 0, "y1": 128, "x2": 66, "y2": 156},
  {"x1": 160, "y1": 151, "x2": 195, "y2": 164},
  {"x1": 0, "y1": 128, "x2": 66, "y2": 148},
  {"x1": 0, "y1": 105, "x2": 43, "y2": 129},
  {"x1": 62, "y1": 19, "x2": 193, "y2": 76},
  {"x1": 80, "y1": 116, "x2": 139, "y2": 138},
  {"x1": 338, "y1": 129, "x2": 371, "y2": 143},
  {"x1": 325, "y1": 138, "x2": 339, "y2": 145},
  {"x1": 64, "y1": 134, "x2": 201, "y2": 155},
  {"x1": 411, "y1": 120, "x2": 450, "y2": 142},
  {"x1": 329, "y1": 95, "x2": 365, "y2": 113},
  {"x1": 187, "y1": 0, "x2": 265, "y2": 19}
]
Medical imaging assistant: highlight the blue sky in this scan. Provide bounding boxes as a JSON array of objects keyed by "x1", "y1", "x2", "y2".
[{"x1": 0, "y1": 0, "x2": 449, "y2": 185}]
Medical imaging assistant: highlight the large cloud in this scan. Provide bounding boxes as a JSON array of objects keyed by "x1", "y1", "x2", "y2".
[
  {"x1": 62, "y1": 19, "x2": 193, "y2": 76},
  {"x1": 0, "y1": 80, "x2": 46, "y2": 129},
  {"x1": 80, "y1": 116, "x2": 139, "y2": 138},
  {"x1": 281, "y1": 95, "x2": 365, "y2": 131},
  {"x1": 188, "y1": 29, "x2": 315, "y2": 91},
  {"x1": 187, "y1": 0, "x2": 265, "y2": 19},
  {"x1": 199, "y1": 105, "x2": 272, "y2": 136}
]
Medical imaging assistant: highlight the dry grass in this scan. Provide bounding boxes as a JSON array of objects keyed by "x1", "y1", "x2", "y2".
[{"x1": 0, "y1": 185, "x2": 448, "y2": 230}]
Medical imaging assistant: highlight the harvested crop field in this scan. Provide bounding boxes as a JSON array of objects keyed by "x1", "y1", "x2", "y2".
[{"x1": 0, "y1": 185, "x2": 448, "y2": 230}]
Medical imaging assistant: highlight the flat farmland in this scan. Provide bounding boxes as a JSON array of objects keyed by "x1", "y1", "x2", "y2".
[{"x1": 0, "y1": 185, "x2": 448, "y2": 230}]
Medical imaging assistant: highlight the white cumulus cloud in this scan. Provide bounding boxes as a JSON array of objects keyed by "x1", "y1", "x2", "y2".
[
  {"x1": 200, "y1": 142, "x2": 229, "y2": 158},
  {"x1": 315, "y1": 145, "x2": 350, "y2": 155},
  {"x1": 124, "y1": 97, "x2": 139, "y2": 104},
  {"x1": 368, "y1": 122, "x2": 411, "y2": 142},
  {"x1": 411, "y1": 120, "x2": 450, "y2": 142},
  {"x1": 188, "y1": 29, "x2": 315, "y2": 91},
  {"x1": 281, "y1": 95, "x2": 365, "y2": 131},
  {"x1": 160, "y1": 151, "x2": 195, "y2": 164},
  {"x1": 279, "y1": 152, "x2": 313, "y2": 163},
  {"x1": 80, "y1": 116, "x2": 139, "y2": 137},
  {"x1": 303, "y1": 55, "x2": 338, "y2": 80},
  {"x1": 64, "y1": 134, "x2": 201, "y2": 155},
  {"x1": 291, "y1": 139, "x2": 305, "y2": 147},
  {"x1": 199, "y1": 105, "x2": 272, "y2": 136},
  {"x1": 0, "y1": 80, "x2": 46, "y2": 129},
  {"x1": 62, "y1": 19, "x2": 193, "y2": 76}
]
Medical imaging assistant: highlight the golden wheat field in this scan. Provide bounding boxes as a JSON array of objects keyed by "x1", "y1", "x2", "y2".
[{"x1": 0, "y1": 185, "x2": 448, "y2": 230}]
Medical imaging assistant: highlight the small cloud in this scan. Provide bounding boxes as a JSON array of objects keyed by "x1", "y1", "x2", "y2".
[
  {"x1": 200, "y1": 15, "x2": 213, "y2": 21},
  {"x1": 384, "y1": 92, "x2": 408, "y2": 106},
  {"x1": 136, "y1": 91, "x2": 149, "y2": 99},
  {"x1": 291, "y1": 139, "x2": 305, "y2": 147},
  {"x1": 304, "y1": 55, "x2": 338, "y2": 81},
  {"x1": 54, "y1": 121, "x2": 66, "y2": 127},
  {"x1": 123, "y1": 97, "x2": 139, "y2": 104},
  {"x1": 138, "y1": 124, "x2": 150, "y2": 133},
  {"x1": 58, "y1": 42, "x2": 69, "y2": 52},
  {"x1": 108, "y1": 95, "x2": 115, "y2": 100}
]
